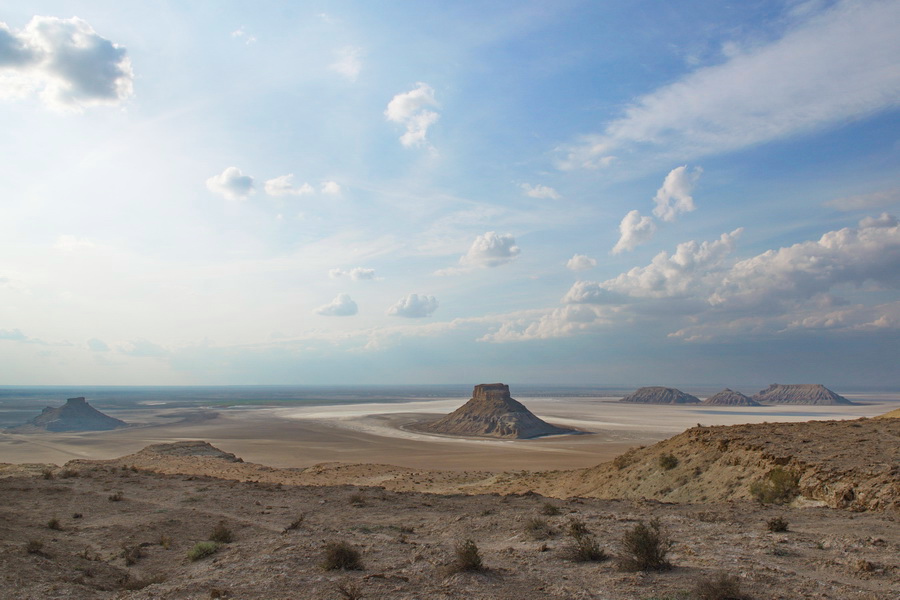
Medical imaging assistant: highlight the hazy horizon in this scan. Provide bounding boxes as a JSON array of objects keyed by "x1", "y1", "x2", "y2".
[{"x1": 2, "y1": 1, "x2": 899, "y2": 387}]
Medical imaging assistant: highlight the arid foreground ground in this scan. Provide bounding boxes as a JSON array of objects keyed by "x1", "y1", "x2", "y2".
[{"x1": 1, "y1": 417, "x2": 898, "y2": 600}]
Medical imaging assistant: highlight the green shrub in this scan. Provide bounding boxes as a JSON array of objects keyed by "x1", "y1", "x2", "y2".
[
  {"x1": 449, "y1": 539, "x2": 484, "y2": 573},
  {"x1": 766, "y1": 516, "x2": 789, "y2": 532},
  {"x1": 694, "y1": 572, "x2": 752, "y2": 600},
  {"x1": 209, "y1": 521, "x2": 234, "y2": 544},
  {"x1": 617, "y1": 519, "x2": 671, "y2": 572},
  {"x1": 750, "y1": 467, "x2": 799, "y2": 504},
  {"x1": 659, "y1": 453, "x2": 679, "y2": 470},
  {"x1": 187, "y1": 541, "x2": 220, "y2": 562},
  {"x1": 321, "y1": 540, "x2": 363, "y2": 571}
]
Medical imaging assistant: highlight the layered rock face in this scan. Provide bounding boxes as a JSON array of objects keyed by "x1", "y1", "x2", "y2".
[
  {"x1": 702, "y1": 389, "x2": 760, "y2": 406},
  {"x1": 619, "y1": 386, "x2": 700, "y2": 404},
  {"x1": 14, "y1": 397, "x2": 128, "y2": 432},
  {"x1": 752, "y1": 384, "x2": 854, "y2": 405},
  {"x1": 420, "y1": 383, "x2": 574, "y2": 439}
]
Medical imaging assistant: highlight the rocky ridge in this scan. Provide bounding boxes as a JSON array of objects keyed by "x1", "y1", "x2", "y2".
[
  {"x1": 752, "y1": 384, "x2": 854, "y2": 405},
  {"x1": 8, "y1": 397, "x2": 127, "y2": 433},
  {"x1": 619, "y1": 386, "x2": 700, "y2": 405},
  {"x1": 417, "y1": 383, "x2": 574, "y2": 439},
  {"x1": 701, "y1": 389, "x2": 760, "y2": 406}
]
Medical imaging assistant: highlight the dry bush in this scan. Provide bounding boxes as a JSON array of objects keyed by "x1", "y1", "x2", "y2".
[
  {"x1": 524, "y1": 517, "x2": 554, "y2": 540},
  {"x1": 448, "y1": 539, "x2": 484, "y2": 573},
  {"x1": 209, "y1": 521, "x2": 234, "y2": 544},
  {"x1": 750, "y1": 467, "x2": 799, "y2": 504},
  {"x1": 617, "y1": 519, "x2": 671, "y2": 572},
  {"x1": 41, "y1": 468, "x2": 54, "y2": 480},
  {"x1": 694, "y1": 572, "x2": 752, "y2": 600},
  {"x1": 25, "y1": 540, "x2": 44, "y2": 555},
  {"x1": 47, "y1": 517, "x2": 62, "y2": 531},
  {"x1": 659, "y1": 453, "x2": 679, "y2": 470},
  {"x1": 108, "y1": 491, "x2": 124, "y2": 502},
  {"x1": 349, "y1": 493, "x2": 366, "y2": 507},
  {"x1": 321, "y1": 540, "x2": 363, "y2": 571},
  {"x1": 766, "y1": 516, "x2": 789, "y2": 532},
  {"x1": 564, "y1": 534, "x2": 607, "y2": 562},
  {"x1": 540, "y1": 502, "x2": 561, "y2": 516},
  {"x1": 187, "y1": 541, "x2": 220, "y2": 562},
  {"x1": 566, "y1": 518, "x2": 590, "y2": 538}
]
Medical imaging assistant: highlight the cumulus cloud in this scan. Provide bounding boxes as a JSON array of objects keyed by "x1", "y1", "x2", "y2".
[
  {"x1": 612, "y1": 210, "x2": 656, "y2": 254},
  {"x1": 264, "y1": 174, "x2": 314, "y2": 197},
  {"x1": 653, "y1": 166, "x2": 701, "y2": 222},
  {"x1": 560, "y1": 0, "x2": 900, "y2": 169},
  {"x1": 460, "y1": 232, "x2": 521, "y2": 268},
  {"x1": 566, "y1": 254, "x2": 597, "y2": 271},
  {"x1": 321, "y1": 180, "x2": 341, "y2": 195},
  {"x1": 329, "y1": 267, "x2": 376, "y2": 280},
  {"x1": 481, "y1": 305, "x2": 613, "y2": 342},
  {"x1": 315, "y1": 293, "x2": 358, "y2": 317},
  {"x1": 0, "y1": 16, "x2": 133, "y2": 111},
  {"x1": 86, "y1": 338, "x2": 109, "y2": 352},
  {"x1": 384, "y1": 82, "x2": 439, "y2": 147},
  {"x1": 825, "y1": 187, "x2": 900, "y2": 211},
  {"x1": 387, "y1": 293, "x2": 438, "y2": 318},
  {"x1": 561, "y1": 281, "x2": 620, "y2": 304},
  {"x1": 206, "y1": 167, "x2": 255, "y2": 201},
  {"x1": 521, "y1": 183, "x2": 561, "y2": 200},
  {"x1": 0, "y1": 328, "x2": 27, "y2": 341},
  {"x1": 330, "y1": 46, "x2": 362, "y2": 81}
]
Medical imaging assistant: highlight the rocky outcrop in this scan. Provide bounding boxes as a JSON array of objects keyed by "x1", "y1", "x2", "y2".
[
  {"x1": 11, "y1": 397, "x2": 127, "y2": 432},
  {"x1": 702, "y1": 389, "x2": 760, "y2": 406},
  {"x1": 418, "y1": 383, "x2": 575, "y2": 439},
  {"x1": 752, "y1": 384, "x2": 854, "y2": 405},
  {"x1": 619, "y1": 386, "x2": 700, "y2": 405}
]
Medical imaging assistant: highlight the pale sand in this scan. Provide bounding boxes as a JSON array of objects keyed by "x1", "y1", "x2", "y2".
[{"x1": 1, "y1": 395, "x2": 896, "y2": 471}]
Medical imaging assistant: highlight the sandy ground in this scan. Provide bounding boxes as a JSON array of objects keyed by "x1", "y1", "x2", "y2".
[{"x1": 1, "y1": 395, "x2": 896, "y2": 471}]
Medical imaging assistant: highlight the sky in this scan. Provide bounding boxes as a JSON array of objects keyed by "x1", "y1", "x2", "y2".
[{"x1": 1, "y1": 0, "x2": 899, "y2": 388}]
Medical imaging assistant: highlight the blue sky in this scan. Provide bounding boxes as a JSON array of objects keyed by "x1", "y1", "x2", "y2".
[{"x1": 1, "y1": 0, "x2": 899, "y2": 387}]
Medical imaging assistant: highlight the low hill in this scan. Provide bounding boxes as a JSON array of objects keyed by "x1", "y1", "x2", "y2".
[
  {"x1": 416, "y1": 383, "x2": 575, "y2": 439},
  {"x1": 701, "y1": 389, "x2": 760, "y2": 406},
  {"x1": 875, "y1": 407, "x2": 900, "y2": 419},
  {"x1": 752, "y1": 384, "x2": 854, "y2": 405},
  {"x1": 9, "y1": 397, "x2": 127, "y2": 432},
  {"x1": 619, "y1": 386, "x2": 700, "y2": 404}
]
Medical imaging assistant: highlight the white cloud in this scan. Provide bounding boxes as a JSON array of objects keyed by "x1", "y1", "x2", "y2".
[
  {"x1": 384, "y1": 82, "x2": 439, "y2": 148},
  {"x1": 329, "y1": 267, "x2": 376, "y2": 280},
  {"x1": 206, "y1": 167, "x2": 255, "y2": 201},
  {"x1": 825, "y1": 187, "x2": 900, "y2": 211},
  {"x1": 566, "y1": 254, "x2": 597, "y2": 271},
  {"x1": 264, "y1": 174, "x2": 314, "y2": 197},
  {"x1": 54, "y1": 234, "x2": 95, "y2": 252},
  {"x1": 653, "y1": 166, "x2": 701, "y2": 222},
  {"x1": 330, "y1": 46, "x2": 362, "y2": 81},
  {"x1": 480, "y1": 305, "x2": 613, "y2": 342},
  {"x1": 321, "y1": 180, "x2": 341, "y2": 195},
  {"x1": 460, "y1": 231, "x2": 521, "y2": 268},
  {"x1": 0, "y1": 16, "x2": 133, "y2": 111},
  {"x1": 561, "y1": 281, "x2": 618, "y2": 304},
  {"x1": 611, "y1": 210, "x2": 656, "y2": 254},
  {"x1": 387, "y1": 293, "x2": 438, "y2": 318},
  {"x1": 86, "y1": 338, "x2": 109, "y2": 352},
  {"x1": 230, "y1": 26, "x2": 257, "y2": 45},
  {"x1": 119, "y1": 339, "x2": 168, "y2": 358},
  {"x1": 0, "y1": 328, "x2": 27, "y2": 341},
  {"x1": 315, "y1": 293, "x2": 358, "y2": 317},
  {"x1": 560, "y1": 0, "x2": 900, "y2": 169},
  {"x1": 521, "y1": 183, "x2": 561, "y2": 200}
]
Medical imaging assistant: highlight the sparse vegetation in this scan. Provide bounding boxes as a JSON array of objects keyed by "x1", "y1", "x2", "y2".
[
  {"x1": 46, "y1": 517, "x2": 62, "y2": 530},
  {"x1": 187, "y1": 541, "x2": 220, "y2": 561},
  {"x1": 566, "y1": 517, "x2": 590, "y2": 538},
  {"x1": 349, "y1": 492, "x2": 366, "y2": 507},
  {"x1": 321, "y1": 540, "x2": 363, "y2": 571},
  {"x1": 108, "y1": 491, "x2": 124, "y2": 502},
  {"x1": 540, "y1": 502, "x2": 561, "y2": 516},
  {"x1": 750, "y1": 467, "x2": 799, "y2": 504},
  {"x1": 209, "y1": 521, "x2": 234, "y2": 543},
  {"x1": 618, "y1": 519, "x2": 671, "y2": 572},
  {"x1": 659, "y1": 453, "x2": 679, "y2": 470},
  {"x1": 41, "y1": 468, "x2": 54, "y2": 480},
  {"x1": 159, "y1": 534, "x2": 171, "y2": 549},
  {"x1": 335, "y1": 579, "x2": 365, "y2": 600},
  {"x1": 767, "y1": 516, "x2": 789, "y2": 532},
  {"x1": 25, "y1": 540, "x2": 44, "y2": 555},
  {"x1": 694, "y1": 572, "x2": 752, "y2": 600},
  {"x1": 565, "y1": 533, "x2": 607, "y2": 562},
  {"x1": 448, "y1": 539, "x2": 484, "y2": 573},
  {"x1": 524, "y1": 517, "x2": 554, "y2": 540}
]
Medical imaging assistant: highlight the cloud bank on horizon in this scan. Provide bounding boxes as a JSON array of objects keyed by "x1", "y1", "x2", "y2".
[{"x1": 1, "y1": 0, "x2": 899, "y2": 386}]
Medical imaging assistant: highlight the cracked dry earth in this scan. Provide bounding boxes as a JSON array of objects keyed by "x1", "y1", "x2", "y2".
[{"x1": 1, "y1": 460, "x2": 897, "y2": 600}]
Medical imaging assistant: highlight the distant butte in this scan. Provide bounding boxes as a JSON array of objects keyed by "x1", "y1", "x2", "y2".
[
  {"x1": 619, "y1": 386, "x2": 700, "y2": 405},
  {"x1": 751, "y1": 384, "x2": 855, "y2": 405},
  {"x1": 702, "y1": 389, "x2": 760, "y2": 406},
  {"x1": 10, "y1": 397, "x2": 128, "y2": 432},
  {"x1": 417, "y1": 383, "x2": 576, "y2": 439}
]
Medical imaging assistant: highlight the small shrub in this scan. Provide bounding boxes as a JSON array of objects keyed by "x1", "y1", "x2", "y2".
[
  {"x1": 749, "y1": 467, "x2": 799, "y2": 504},
  {"x1": 659, "y1": 453, "x2": 679, "y2": 470},
  {"x1": 25, "y1": 540, "x2": 44, "y2": 555},
  {"x1": 618, "y1": 519, "x2": 671, "y2": 572},
  {"x1": 565, "y1": 534, "x2": 607, "y2": 562},
  {"x1": 349, "y1": 492, "x2": 366, "y2": 507},
  {"x1": 159, "y1": 534, "x2": 171, "y2": 549},
  {"x1": 694, "y1": 572, "x2": 752, "y2": 600},
  {"x1": 209, "y1": 521, "x2": 234, "y2": 544},
  {"x1": 524, "y1": 517, "x2": 553, "y2": 540},
  {"x1": 540, "y1": 502, "x2": 561, "y2": 516},
  {"x1": 41, "y1": 468, "x2": 54, "y2": 480},
  {"x1": 187, "y1": 541, "x2": 220, "y2": 562},
  {"x1": 567, "y1": 518, "x2": 590, "y2": 538},
  {"x1": 321, "y1": 540, "x2": 363, "y2": 571},
  {"x1": 449, "y1": 539, "x2": 484, "y2": 573},
  {"x1": 766, "y1": 516, "x2": 789, "y2": 532},
  {"x1": 47, "y1": 517, "x2": 62, "y2": 531},
  {"x1": 108, "y1": 491, "x2": 124, "y2": 502},
  {"x1": 122, "y1": 544, "x2": 143, "y2": 566}
]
